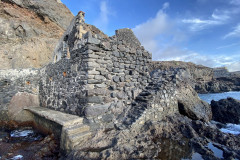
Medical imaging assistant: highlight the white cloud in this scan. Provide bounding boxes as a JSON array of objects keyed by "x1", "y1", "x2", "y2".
[
  {"x1": 100, "y1": 1, "x2": 108, "y2": 23},
  {"x1": 162, "y1": 2, "x2": 170, "y2": 10},
  {"x1": 158, "y1": 47, "x2": 240, "y2": 71},
  {"x1": 133, "y1": 5, "x2": 170, "y2": 56},
  {"x1": 226, "y1": 61, "x2": 240, "y2": 72},
  {"x1": 94, "y1": 1, "x2": 110, "y2": 33},
  {"x1": 182, "y1": 6, "x2": 240, "y2": 32},
  {"x1": 133, "y1": 2, "x2": 186, "y2": 59},
  {"x1": 182, "y1": 9, "x2": 232, "y2": 31},
  {"x1": 182, "y1": 18, "x2": 223, "y2": 31},
  {"x1": 230, "y1": 0, "x2": 240, "y2": 5},
  {"x1": 211, "y1": 9, "x2": 230, "y2": 21},
  {"x1": 216, "y1": 42, "x2": 240, "y2": 49},
  {"x1": 133, "y1": 2, "x2": 240, "y2": 71},
  {"x1": 223, "y1": 24, "x2": 240, "y2": 39}
]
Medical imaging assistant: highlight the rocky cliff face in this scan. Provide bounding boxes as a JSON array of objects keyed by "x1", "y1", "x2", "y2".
[
  {"x1": 0, "y1": 0, "x2": 73, "y2": 69},
  {"x1": 150, "y1": 61, "x2": 240, "y2": 93},
  {"x1": 150, "y1": 61, "x2": 214, "y2": 84}
]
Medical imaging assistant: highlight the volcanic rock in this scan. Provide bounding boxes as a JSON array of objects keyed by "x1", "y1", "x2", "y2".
[
  {"x1": 211, "y1": 97, "x2": 240, "y2": 124},
  {"x1": 176, "y1": 83, "x2": 212, "y2": 122},
  {"x1": 0, "y1": 0, "x2": 73, "y2": 69}
]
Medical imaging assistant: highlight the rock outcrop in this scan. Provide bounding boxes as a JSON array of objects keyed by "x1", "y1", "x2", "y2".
[
  {"x1": 150, "y1": 68, "x2": 212, "y2": 122},
  {"x1": 66, "y1": 115, "x2": 240, "y2": 159},
  {"x1": 1, "y1": 5, "x2": 240, "y2": 159},
  {"x1": 150, "y1": 61, "x2": 240, "y2": 93},
  {"x1": 177, "y1": 83, "x2": 212, "y2": 122},
  {"x1": 0, "y1": 0, "x2": 73, "y2": 69},
  {"x1": 211, "y1": 98, "x2": 240, "y2": 124}
]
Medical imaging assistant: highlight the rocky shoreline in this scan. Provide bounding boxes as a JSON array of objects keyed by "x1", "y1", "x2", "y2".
[
  {"x1": 0, "y1": 0, "x2": 240, "y2": 159},
  {"x1": 66, "y1": 113, "x2": 240, "y2": 159},
  {"x1": 0, "y1": 121, "x2": 60, "y2": 159}
]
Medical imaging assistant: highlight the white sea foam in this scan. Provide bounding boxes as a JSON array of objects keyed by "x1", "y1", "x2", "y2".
[
  {"x1": 11, "y1": 155, "x2": 23, "y2": 160},
  {"x1": 220, "y1": 123, "x2": 240, "y2": 135},
  {"x1": 10, "y1": 130, "x2": 34, "y2": 137}
]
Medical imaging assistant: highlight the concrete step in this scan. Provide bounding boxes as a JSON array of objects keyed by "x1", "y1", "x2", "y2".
[
  {"x1": 25, "y1": 107, "x2": 83, "y2": 126},
  {"x1": 68, "y1": 131, "x2": 92, "y2": 143},
  {"x1": 71, "y1": 133, "x2": 92, "y2": 148},
  {"x1": 25, "y1": 107, "x2": 92, "y2": 155},
  {"x1": 65, "y1": 124, "x2": 90, "y2": 135}
]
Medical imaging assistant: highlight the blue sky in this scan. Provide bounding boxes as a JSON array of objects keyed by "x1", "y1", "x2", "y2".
[{"x1": 61, "y1": 0, "x2": 240, "y2": 71}]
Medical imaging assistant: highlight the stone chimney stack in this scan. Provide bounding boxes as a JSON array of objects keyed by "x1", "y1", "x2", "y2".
[
  {"x1": 77, "y1": 11, "x2": 85, "y2": 24},
  {"x1": 75, "y1": 11, "x2": 87, "y2": 39}
]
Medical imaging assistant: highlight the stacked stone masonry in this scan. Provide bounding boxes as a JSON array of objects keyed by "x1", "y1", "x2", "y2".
[
  {"x1": 120, "y1": 69, "x2": 179, "y2": 129},
  {"x1": 0, "y1": 12, "x2": 213, "y2": 131},
  {"x1": 0, "y1": 69, "x2": 40, "y2": 121},
  {"x1": 39, "y1": 13, "x2": 152, "y2": 129}
]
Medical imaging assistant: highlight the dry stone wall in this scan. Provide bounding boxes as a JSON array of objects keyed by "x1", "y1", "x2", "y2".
[
  {"x1": 39, "y1": 13, "x2": 152, "y2": 128},
  {"x1": 39, "y1": 49, "x2": 88, "y2": 116},
  {"x1": 119, "y1": 69, "x2": 179, "y2": 129},
  {"x1": 0, "y1": 69, "x2": 40, "y2": 121},
  {"x1": 0, "y1": 13, "x2": 214, "y2": 130}
]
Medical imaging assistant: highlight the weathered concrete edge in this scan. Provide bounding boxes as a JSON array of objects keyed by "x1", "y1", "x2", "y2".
[{"x1": 24, "y1": 107, "x2": 83, "y2": 126}]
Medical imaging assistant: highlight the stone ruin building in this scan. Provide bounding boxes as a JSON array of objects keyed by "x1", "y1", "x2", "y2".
[
  {"x1": 39, "y1": 11, "x2": 178, "y2": 129},
  {"x1": 1, "y1": 11, "x2": 208, "y2": 153}
]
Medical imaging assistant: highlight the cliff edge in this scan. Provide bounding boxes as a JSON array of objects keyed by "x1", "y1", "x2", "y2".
[{"x1": 0, "y1": 0, "x2": 74, "y2": 69}]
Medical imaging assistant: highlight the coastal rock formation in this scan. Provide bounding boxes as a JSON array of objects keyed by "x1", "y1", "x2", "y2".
[
  {"x1": 66, "y1": 115, "x2": 240, "y2": 159},
  {"x1": 0, "y1": 0, "x2": 73, "y2": 69},
  {"x1": 1, "y1": 7, "x2": 240, "y2": 159},
  {"x1": 211, "y1": 97, "x2": 240, "y2": 124},
  {"x1": 150, "y1": 61, "x2": 213, "y2": 93},
  {"x1": 150, "y1": 61, "x2": 240, "y2": 93},
  {"x1": 150, "y1": 69, "x2": 212, "y2": 122},
  {"x1": 177, "y1": 83, "x2": 212, "y2": 122},
  {"x1": 202, "y1": 76, "x2": 240, "y2": 93}
]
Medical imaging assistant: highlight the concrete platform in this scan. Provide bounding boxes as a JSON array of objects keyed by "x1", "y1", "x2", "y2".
[
  {"x1": 25, "y1": 107, "x2": 83, "y2": 126},
  {"x1": 25, "y1": 107, "x2": 91, "y2": 155}
]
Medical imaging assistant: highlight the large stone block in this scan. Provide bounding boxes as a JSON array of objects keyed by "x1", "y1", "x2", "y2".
[
  {"x1": 94, "y1": 75, "x2": 106, "y2": 80},
  {"x1": 87, "y1": 37, "x2": 101, "y2": 45},
  {"x1": 8, "y1": 92, "x2": 39, "y2": 121},
  {"x1": 88, "y1": 70, "x2": 100, "y2": 75},
  {"x1": 84, "y1": 103, "x2": 110, "y2": 117},
  {"x1": 87, "y1": 96, "x2": 103, "y2": 104}
]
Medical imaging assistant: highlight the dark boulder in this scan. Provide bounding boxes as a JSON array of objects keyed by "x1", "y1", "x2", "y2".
[
  {"x1": 211, "y1": 97, "x2": 240, "y2": 124},
  {"x1": 176, "y1": 83, "x2": 212, "y2": 122}
]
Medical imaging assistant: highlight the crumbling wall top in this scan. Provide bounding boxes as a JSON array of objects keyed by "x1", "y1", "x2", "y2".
[{"x1": 115, "y1": 28, "x2": 141, "y2": 48}]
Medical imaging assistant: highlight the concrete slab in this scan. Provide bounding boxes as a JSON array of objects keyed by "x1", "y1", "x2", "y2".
[
  {"x1": 25, "y1": 107, "x2": 83, "y2": 126},
  {"x1": 24, "y1": 107, "x2": 91, "y2": 155}
]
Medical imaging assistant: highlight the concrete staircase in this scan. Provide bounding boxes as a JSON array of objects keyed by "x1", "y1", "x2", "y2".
[
  {"x1": 61, "y1": 122, "x2": 91, "y2": 153},
  {"x1": 25, "y1": 107, "x2": 91, "y2": 154}
]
